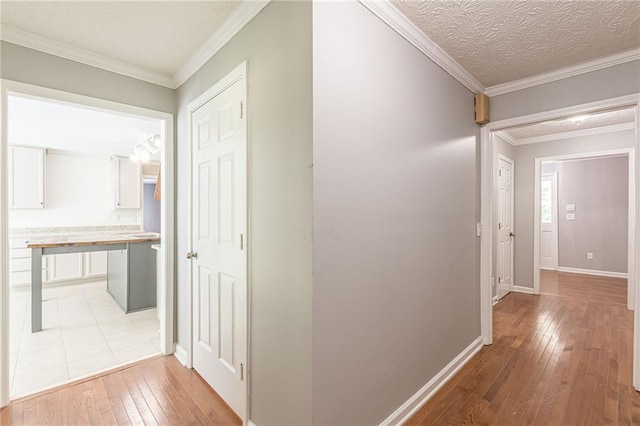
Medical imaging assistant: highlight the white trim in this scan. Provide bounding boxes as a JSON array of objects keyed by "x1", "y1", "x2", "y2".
[
  {"x1": 510, "y1": 122, "x2": 635, "y2": 146},
  {"x1": 186, "y1": 62, "x2": 249, "y2": 421},
  {"x1": 512, "y1": 285, "x2": 535, "y2": 295},
  {"x1": 174, "y1": 343, "x2": 189, "y2": 367},
  {"x1": 487, "y1": 94, "x2": 640, "y2": 132},
  {"x1": 494, "y1": 131, "x2": 517, "y2": 146},
  {"x1": 173, "y1": 1, "x2": 268, "y2": 87},
  {"x1": 379, "y1": 336, "x2": 483, "y2": 426},
  {"x1": 248, "y1": 421, "x2": 257, "y2": 426},
  {"x1": 1, "y1": 2, "x2": 270, "y2": 90},
  {"x1": 557, "y1": 267, "x2": 628, "y2": 279},
  {"x1": 0, "y1": 25, "x2": 175, "y2": 89},
  {"x1": 0, "y1": 79, "x2": 175, "y2": 408},
  {"x1": 485, "y1": 48, "x2": 640, "y2": 97},
  {"x1": 634, "y1": 104, "x2": 640, "y2": 391},
  {"x1": 480, "y1": 93, "x2": 640, "y2": 354},
  {"x1": 358, "y1": 0, "x2": 484, "y2": 94}
]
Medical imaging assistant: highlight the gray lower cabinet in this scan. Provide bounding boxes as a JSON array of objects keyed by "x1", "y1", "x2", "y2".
[{"x1": 107, "y1": 242, "x2": 157, "y2": 313}]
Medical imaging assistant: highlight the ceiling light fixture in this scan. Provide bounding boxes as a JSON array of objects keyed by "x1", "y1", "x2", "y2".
[
  {"x1": 567, "y1": 114, "x2": 589, "y2": 124},
  {"x1": 130, "y1": 134, "x2": 160, "y2": 162}
]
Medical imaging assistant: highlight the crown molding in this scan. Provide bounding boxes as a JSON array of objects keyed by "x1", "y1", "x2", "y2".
[
  {"x1": 493, "y1": 130, "x2": 517, "y2": 145},
  {"x1": 485, "y1": 48, "x2": 640, "y2": 97},
  {"x1": 358, "y1": 0, "x2": 484, "y2": 94},
  {"x1": 507, "y1": 122, "x2": 635, "y2": 146},
  {"x1": 172, "y1": 1, "x2": 270, "y2": 88},
  {"x1": 0, "y1": 25, "x2": 176, "y2": 89}
]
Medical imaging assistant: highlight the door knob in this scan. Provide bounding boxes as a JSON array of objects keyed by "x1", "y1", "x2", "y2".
[
  {"x1": 509, "y1": 232, "x2": 515, "y2": 238},
  {"x1": 186, "y1": 251, "x2": 198, "y2": 259}
]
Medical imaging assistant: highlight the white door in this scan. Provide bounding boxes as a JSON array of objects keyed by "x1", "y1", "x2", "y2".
[
  {"x1": 540, "y1": 172, "x2": 558, "y2": 270},
  {"x1": 190, "y1": 76, "x2": 247, "y2": 417},
  {"x1": 497, "y1": 155, "x2": 515, "y2": 299}
]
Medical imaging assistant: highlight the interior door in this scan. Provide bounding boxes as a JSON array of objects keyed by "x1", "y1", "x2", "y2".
[
  {"x1": 190, "y1": 77, "x2": 246, "y2": 417},
  {"x1": 497, "y1": 155, "x2": 515, "y2": 299},
  {"x1": 540, "y1": 172, "x2": 558, "y2": 270}
]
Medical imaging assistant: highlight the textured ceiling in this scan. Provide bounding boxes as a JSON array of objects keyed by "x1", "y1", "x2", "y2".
[
  {"x1": 9, "y1": 95, "x2": 160, "y2": 158},
  {"x1": 500, "y1": 108, "x2": 636, "y2": 141},
  {"x1": 392, "y1": 0, "x2": 640, "y2": 87},
  {"x1": 0, "y1": 1, "x2": 240, "y2": 76}
]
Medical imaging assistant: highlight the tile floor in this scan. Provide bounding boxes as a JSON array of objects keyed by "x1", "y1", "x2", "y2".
[{"x1": 9, "y1": 280, "x2": 160, "y2": 398}]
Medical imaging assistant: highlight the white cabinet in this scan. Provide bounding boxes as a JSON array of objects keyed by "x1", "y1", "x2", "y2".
[
  {"x1": 84, "y1": 251, "x2": 108, "y2": 278},
  {"x1": 47, "y1": 253, "x2": 84, "y2": 283},
  {"x1": 113, "y1": 156, "x2": 141, "y2": 209},
  {"x1": 9, "y1": 146, "x2": 45, "y2": 209}
]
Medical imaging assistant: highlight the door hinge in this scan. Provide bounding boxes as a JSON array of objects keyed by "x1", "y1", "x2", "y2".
[
  {"x1": 240, "y1": 233, "x2": 244, "y2": 250},
  {"x1": 498, "y1": 222, "x2": 502, "y2": 230},
  {"x1": 240, "y1": 363, "x2": 244, "y2": 380},
  {"x1": 240, "y1": 101, "x2": 244, "y2": 119},
  {"x1": 498, "y1": 277, "x2": 502, "y2": 283},
  {"x1": 499, "y1": 169, "x2": 502, "y2": 177}
]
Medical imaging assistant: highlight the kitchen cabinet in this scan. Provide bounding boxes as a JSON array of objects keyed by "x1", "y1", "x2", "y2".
[
  {"x1": 9, "y1": 146, "x2": 45, "y2": 209},
  {"x1": 9, "y1": 238, "x2": 45, "y2": 287},
  {"x1": 113, "y1": 156, "x2": 141, "y2": 209},
  {"x1": 107, "y1": 241, "x2": 156, "y2": 313},
  {"x1": 84, "y1": 251, "x2": 108, "y2": 277},
  {"x1": 47, "y1": 253, "x2": 84, "y2": 283}
]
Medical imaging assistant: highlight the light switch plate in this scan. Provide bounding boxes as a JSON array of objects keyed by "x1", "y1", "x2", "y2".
[
  {"x1": 566, "y1": 213, "x2": 576, "y2": 220},
  {"x1": 566, "y1": 204, "x2": 576, "y2": 211}
]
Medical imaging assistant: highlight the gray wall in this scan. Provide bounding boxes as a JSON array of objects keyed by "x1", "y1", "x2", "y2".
[
  {"x1": 555, "y1": 156, "x2": 628, "y2": 273},
  {"x1": 1, "y1": 42, "x2": 175, "y2": 114},
  {"x1": 312, "y1": 2, "x2": 480, "y2": 424},
  {"x1": 492, "y1": 134, "x2": 515, "y2": 298},
  {"x1": 514, "y1": 130, "x2": 635, "y2": 288},
  {"x1": 175, "y1": 2, "x2": 312, "y2": 424},
  {"x1": 490, "y1": 60, "x2": 640, "y2": 122}
]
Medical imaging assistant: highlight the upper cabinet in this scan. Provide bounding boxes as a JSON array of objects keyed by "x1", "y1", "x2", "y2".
[
  {"x1": 113, "y1": 156, "x2": 141, "y2": 209},
  {"x1": 9, "y1": 146, "x2": 45, "y2": 209}
]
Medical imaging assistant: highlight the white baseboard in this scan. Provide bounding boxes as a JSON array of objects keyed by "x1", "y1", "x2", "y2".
[
  {"x1": 539, "y1": 267, "x2": 556, "y2": 271},
  {"x1": 512, "y1": 285, "x2": 535, "y2": 294},
  {"x1": 557, "y1": 266, "x2": 628, "y2": 279},
  {"x1": 380, "y1": 336, "x2": 483, "y2": 425},
  {"x1": 174, "y1": 343, "x2": 189, "y2": 366},
  {"x1": 248, "y1": 421, "x2": 257, "y2": 426}
]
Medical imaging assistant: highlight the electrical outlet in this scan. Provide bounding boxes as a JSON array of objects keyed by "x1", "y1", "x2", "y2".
[
  {"x1": 587, "y1": 252, "x2": 594, "y2": 260},
  {"x1": 566, "y1": 213, "x2": 575, "y2": 220},
  {"x1": 566, "y1": 204, "x2": 576, "y2": 211}
]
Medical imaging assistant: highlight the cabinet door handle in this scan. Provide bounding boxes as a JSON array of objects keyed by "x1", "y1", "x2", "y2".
[{"x1": 186, "y1": 252, "x2": 198, "y2": 260}]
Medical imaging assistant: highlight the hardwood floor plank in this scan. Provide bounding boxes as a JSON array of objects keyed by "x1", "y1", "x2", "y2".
[{"x1": 408, "y1": 271, "x2": 639, "y2": 425}]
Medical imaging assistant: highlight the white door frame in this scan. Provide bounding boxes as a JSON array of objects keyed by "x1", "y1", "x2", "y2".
[
  {"x1": 539, "y1": 171, "x2": 559, "y2": 271},
  {"x1": 480, "y1": 93, "x2": 640, "y2": 391},
  {"x1": 533, "y1": 149, "x2": 635, "y2": 301},
  {"x1": 185, "y1": 62, "x2": 249, "y2": 422},
  {"x1": 0, "y1": 79, "x2": 175, "y2": 408}
]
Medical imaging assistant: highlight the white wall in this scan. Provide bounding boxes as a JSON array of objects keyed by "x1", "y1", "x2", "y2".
[
  {"x1": 175, "y1": 2, "x2": 312, "y2": 424},
  {"x1": 9, "y1": 150, "x2": 139, "y2": 228},
  {"x1": 513, "y1": 130, "x2": 635, "y2": 287},
  {"x1": 313, "y1": 2, "x2": 480, "y2": 424}
]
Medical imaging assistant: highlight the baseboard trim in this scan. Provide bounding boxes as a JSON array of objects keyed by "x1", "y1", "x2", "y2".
[
  {"x1": 248, "y1": 421, "x2": 257, "y2": 426},
  {"x1": 557, "y1": 267, "x2": 628, "y2": 279},
  {"x1": 173, "y1": 343, "x2": 189, "y2": 367},
  {"x1": 380, "y1": 336, "x2": 483, "y2": 425},
  {"x1": 512, "y1": 285, "x2": 535, "y2": 294}
]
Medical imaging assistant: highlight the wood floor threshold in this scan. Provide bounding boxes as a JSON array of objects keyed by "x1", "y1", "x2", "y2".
[{"x1": 9, "y1": 354, "x2": 164, "y2": 405}]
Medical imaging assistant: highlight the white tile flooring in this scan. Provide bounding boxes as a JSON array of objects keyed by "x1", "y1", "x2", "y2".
[{"x1": 9, "y1": 280, "x2": 160, "y2": 398}]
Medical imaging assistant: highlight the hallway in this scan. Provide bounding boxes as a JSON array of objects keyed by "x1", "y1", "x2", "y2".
[{"x1": 408, "y1": 270, "x2": 639, "y2": 424}]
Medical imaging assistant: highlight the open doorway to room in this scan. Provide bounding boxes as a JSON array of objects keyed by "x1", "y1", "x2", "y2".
[
  {"x1": 1, "y1": 84, "x2": 174, "y2": 403},
  {"x1": 481, "y1": 99, "x2": 639, "y2": 396}
]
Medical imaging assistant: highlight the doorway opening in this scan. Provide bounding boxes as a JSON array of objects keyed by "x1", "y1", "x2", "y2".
[
  {"x1": 0, "y1": 80, "x2": 175, "y2": 407},
  {"x1": 480, "y1": 95, "x2": 640, "y2": 391}
]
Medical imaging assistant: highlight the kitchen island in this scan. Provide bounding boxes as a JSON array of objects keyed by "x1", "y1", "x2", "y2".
[{"x1": 26, "y1": 232, "x2": 160, "y2": 332}]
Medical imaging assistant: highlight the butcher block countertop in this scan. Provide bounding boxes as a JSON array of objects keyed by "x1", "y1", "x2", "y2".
[{"x1": 26, "y1": 232, "x2": 160, "y2": 249}]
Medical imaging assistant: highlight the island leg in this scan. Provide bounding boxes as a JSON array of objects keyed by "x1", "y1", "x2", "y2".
[{"x1": 31, "y1": 248, "x2": 43, "y2": 333}]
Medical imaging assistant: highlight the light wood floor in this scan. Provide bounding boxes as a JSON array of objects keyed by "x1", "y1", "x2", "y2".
[
  {"x1": 408, "y1": 270, "x2": 640, "y2": 425},
  {"x1": 0, "y1": 355, "x2": 241, "y2": 425}
]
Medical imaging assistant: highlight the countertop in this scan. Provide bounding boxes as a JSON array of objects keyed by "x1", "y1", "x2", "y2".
[{"x1": 26, "y1": 232, "x2": 160, "y2": 249}]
